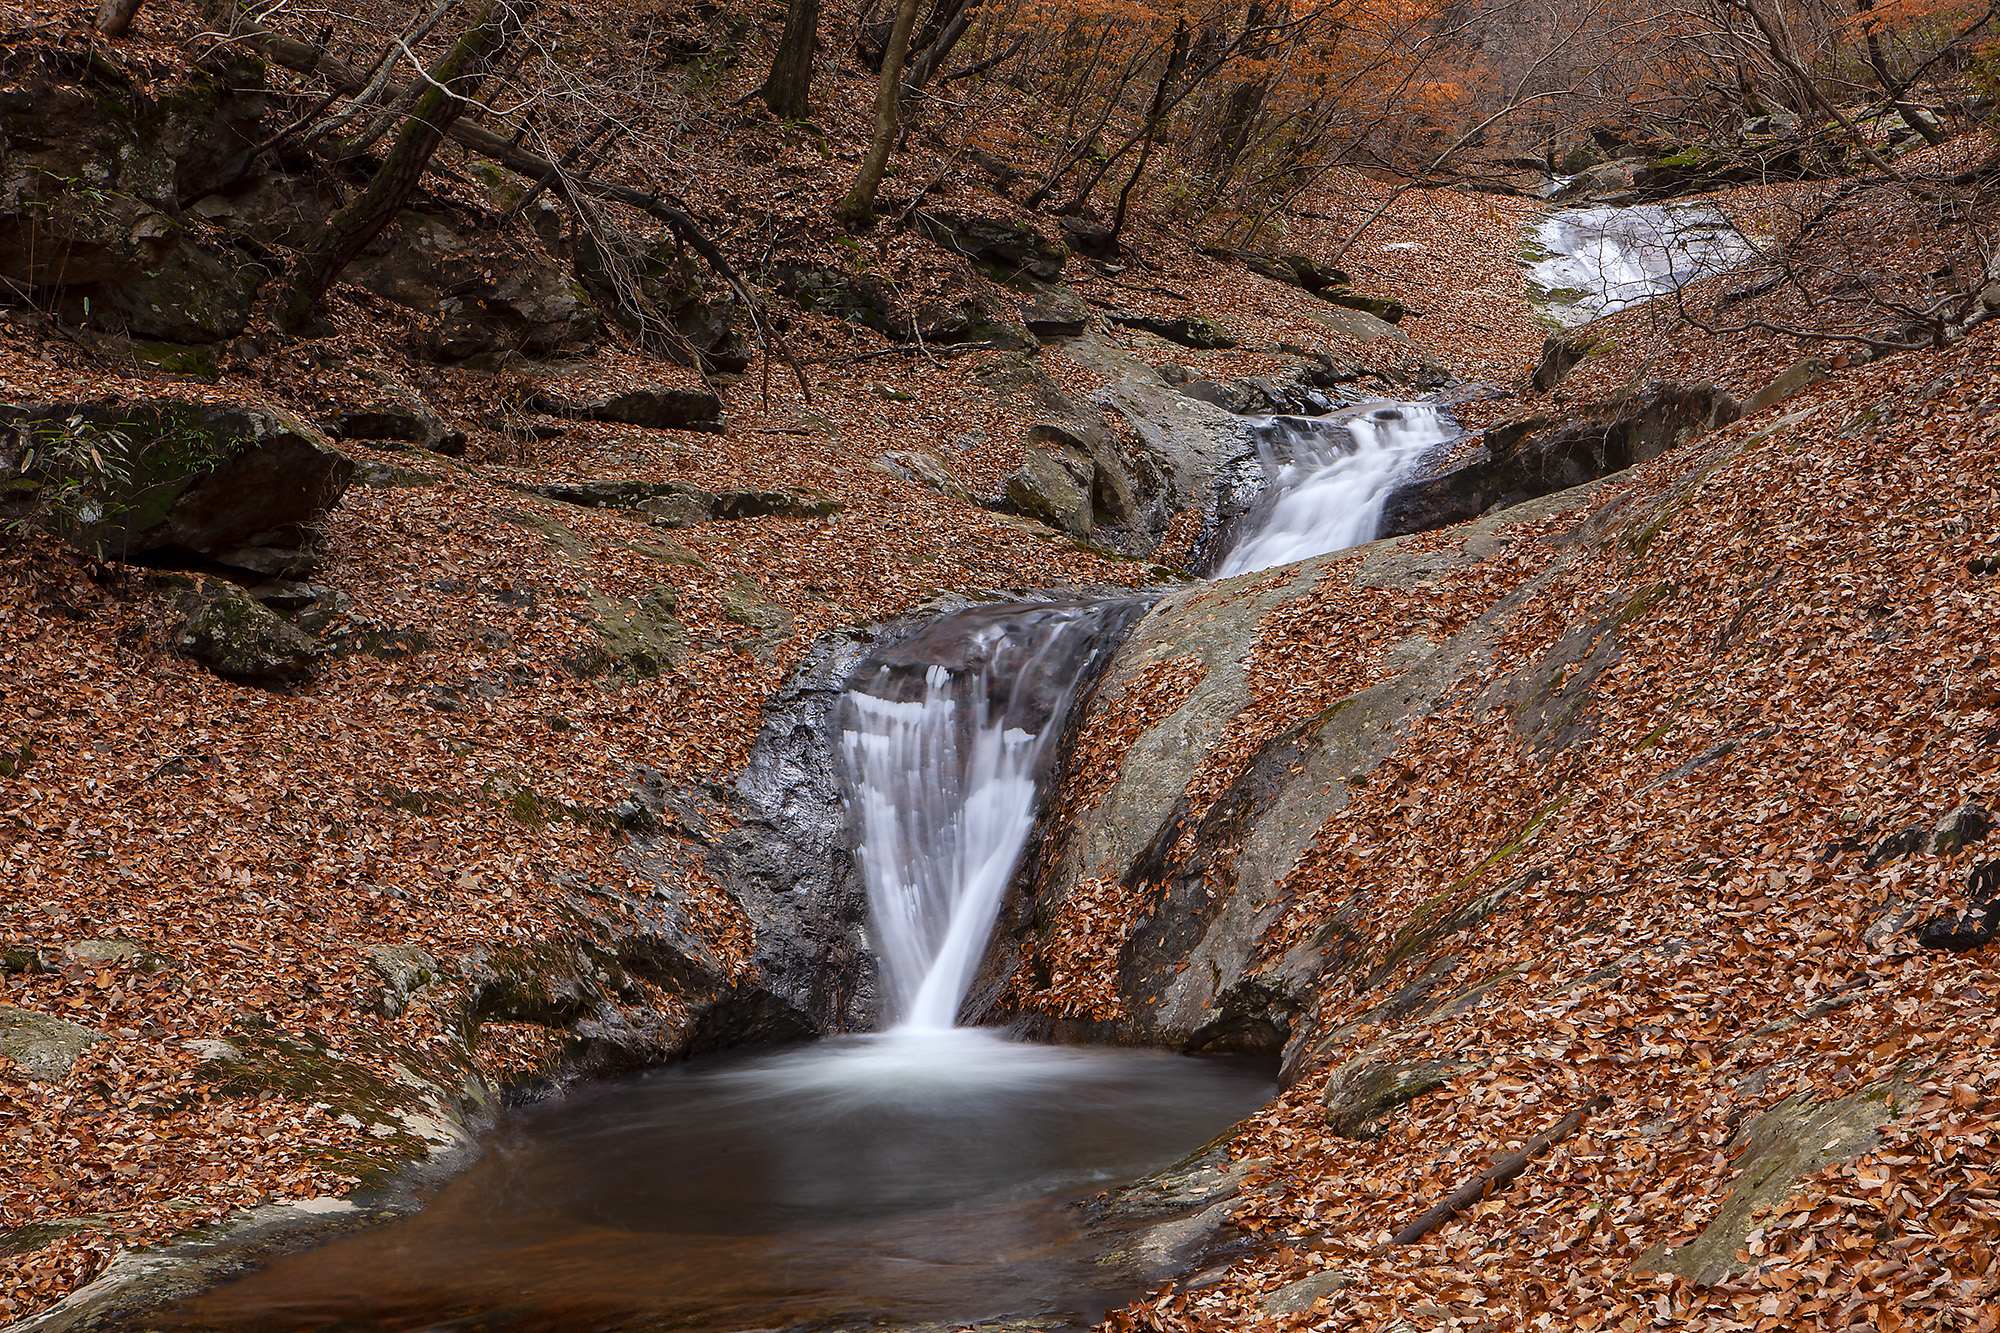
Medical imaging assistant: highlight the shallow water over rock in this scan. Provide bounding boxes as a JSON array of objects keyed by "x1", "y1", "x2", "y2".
[
  {"x1": 1529, "y1": 203, "x2": 1758, "y2": 324},
  {"x1": 155, "y1": 1031, "x2": 1271, "y2": 1332}
]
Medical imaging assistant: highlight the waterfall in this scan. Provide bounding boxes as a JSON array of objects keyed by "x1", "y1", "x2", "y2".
[
  {"x1": 1212, "y1": 403, "x2": 1454, "y2": 577},
  {"x1": 839, "y1": 403, "x2": 1454, "y2": 1034},
  {"x1": 839, "y1": 602, "x2": 1137, "y2": 1031}
]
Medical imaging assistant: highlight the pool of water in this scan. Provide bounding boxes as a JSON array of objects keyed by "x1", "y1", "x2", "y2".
[{"x1": 154, "y1": 1030, "x2": 1273, "y2": 1333}]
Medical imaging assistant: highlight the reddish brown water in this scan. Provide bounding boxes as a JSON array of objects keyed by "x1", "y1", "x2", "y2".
[{"x1": 157, "y1": 1031, "x2": 1272, "y2": 1333}]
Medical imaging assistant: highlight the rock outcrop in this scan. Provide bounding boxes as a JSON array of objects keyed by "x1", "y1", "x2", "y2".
[
  {"x1": 168, "y1": 575, "x2": 325, "y2": 685},
  {"x1": 1, "y1": 400, "x2": 356, "y2": 576},
  {"x1": 1379, "y1": 381, "x2": 1738, "y2": 538}
]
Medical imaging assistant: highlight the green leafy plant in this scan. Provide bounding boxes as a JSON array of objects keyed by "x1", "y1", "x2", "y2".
[
  {"x1": 2, "y1": 415, "x2": 135, "y2": 558},
  {"x1": 1, "y1": 412, "x2": 225, "y2": 563}
]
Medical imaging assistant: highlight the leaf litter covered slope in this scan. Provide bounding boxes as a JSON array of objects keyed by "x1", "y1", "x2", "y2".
[
  {"x1": 4, "y1": 1, "x2": 1994, "y2": 1323},
  {"x1": 1026, "y1": 319, "x2": 2000, "y2": 1330}
]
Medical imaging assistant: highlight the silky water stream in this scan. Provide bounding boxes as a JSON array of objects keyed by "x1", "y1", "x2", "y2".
[{"x1": 150, "y1": 408, "x2": 1455, "y2": 1333}]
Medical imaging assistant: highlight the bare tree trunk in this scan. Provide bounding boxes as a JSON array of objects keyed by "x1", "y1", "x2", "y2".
[
  {"x1": 838, "y1": 0, "x2": 922, "y2": 231},
  {"x1": 1110, "y1": 19, "x2": 1189, "y2": 242},
  {"x1": 760, "y1": 0, "x2": 821, "y2": 119},
  {"x1": 1855, "y1": 0, "x2": 1947, "y2": 145},
  {"x1": 277, "y1": 0, "x2": 540, "y2": 331},
  {"x1": 96, "y1": 0, "x2": 145, "y2": 36},
  {"x1": 901, "y1": 0, "x2": 982, "y2": 102}
]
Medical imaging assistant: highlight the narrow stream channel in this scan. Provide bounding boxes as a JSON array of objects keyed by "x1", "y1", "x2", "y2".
[{"x1": 145, "y1": 400, "x2": 1448, "y2": 1333}]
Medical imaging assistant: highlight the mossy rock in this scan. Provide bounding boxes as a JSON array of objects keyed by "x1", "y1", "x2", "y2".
[
  {"x1": 170, "y1": 576, "x2": 323, "y2": 684},
  {"x1": 0, "y1": 1004, "x2": 104, "y2": 1081}
]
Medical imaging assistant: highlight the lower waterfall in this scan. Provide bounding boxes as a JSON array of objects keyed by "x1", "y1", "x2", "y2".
[
  {"x1": 839, "y1": 600, "x2": 1133, "y2": 1031},
  {"x1": 133, "y1": 401, "x2": 1461, "y2": 1332}
]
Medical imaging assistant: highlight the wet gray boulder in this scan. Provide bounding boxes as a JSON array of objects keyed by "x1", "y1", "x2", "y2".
[
  {"x1": 1005, "y1": 444, "x2": 1095, "y2": 537},
  {"x1": 1381, "y1": 381, "x2": 1739, "y2": 538},
  {"x1": 1095, "y1": 379, "x2": 1242, "y2": 525},
  {"x1": 169, "y1": 575, "x2": 324, "y2": 684},
  {"x1": 0, "y1": 400, "x2": 356, "y2": 576},
  {"x1": 1177, "y1": 379, "x2": 1264, "y2": 414},
  {"x1": 915, "y1": 211, "x2": 1067, "y2": 281},
  {"x1": 1553, "y1": 158, "x2": 1640, "y2": 201}
]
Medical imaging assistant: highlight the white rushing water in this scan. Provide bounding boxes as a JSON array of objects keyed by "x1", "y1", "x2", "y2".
[
  {"x1": 1530, "y1": 203, "x2": 1758, "y2": 325},
  {"x1": 838, "y1": 400, "x2": 1459, "y2": 1040},
  {"x1": 841, "y1": 605, "x2": 1115, "y2": 1032},
  {"x1": 1212, "y1": 403, "x2": 1454, "y2": 578}
]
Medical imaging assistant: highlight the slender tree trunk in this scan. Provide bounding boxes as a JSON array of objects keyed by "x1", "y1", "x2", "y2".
[
  {"x1": 278, "y1": 0, "x2": 540, "y2": 331},
  {"x1": 901, "y1": 0, "x2": 982, "y2": 103},
  {"x1": 1856, "y1": 0, "x2": 1947, "y2": 144},
  {"x1": 1110, "y1": 19, "x2": 1189, "y2": 242},
  {"x1": 838, "y1": 0, "x2": 922, "y2": 231},
  {"x1": 760, "y1": 0, "x2": 821, "y2": 119},
  {"x1": 96, "y1": 0, "x2": 145, "y2": 36}
]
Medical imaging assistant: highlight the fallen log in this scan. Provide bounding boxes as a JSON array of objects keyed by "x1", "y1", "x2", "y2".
[{"x1": 1378, "y1": 1093, "x2": 1611, "y2": 1251}]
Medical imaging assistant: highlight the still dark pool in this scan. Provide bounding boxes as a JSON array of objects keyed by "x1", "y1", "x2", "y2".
[{"x1": 156, "y1": 1030, "x2": 1273, "y2": 1333}]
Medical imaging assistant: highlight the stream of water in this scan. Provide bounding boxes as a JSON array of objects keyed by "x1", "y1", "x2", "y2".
[
  {"x1": 146, "y1": 397, "x2": 1455, "y2": 1332},
  {"x1": 1529, "y1": 203, "x2": 1759, "y2": 324},
  {"x1": 1212, "y1": 404, "x2": 1455, "y2": 577}
]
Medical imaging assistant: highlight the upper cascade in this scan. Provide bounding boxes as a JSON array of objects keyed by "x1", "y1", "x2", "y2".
[
  {"x1": 1212, "y1": 403, "x2": 1455, "y2": 577},
  {"x1": 1530, "y1": 203, "x2": 1758, "y2": 325}
]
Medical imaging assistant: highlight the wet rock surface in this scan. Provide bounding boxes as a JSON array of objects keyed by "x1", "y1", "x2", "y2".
[{"x1": 1379, "y1": 381, "x2": 1739, "y2": 538}]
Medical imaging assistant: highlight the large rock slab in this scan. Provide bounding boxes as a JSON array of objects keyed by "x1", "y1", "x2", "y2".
[
  {"x1": 1635, "y1": 1077, "x2": 1910, "y2": 1285},
  {"x1": 0, "y1": 400, "x2": 356, "y2": 576},
  {"x1": 1108, "y1": 312, "x2": 1240, "y2": 349},
  {"x1": 914, "y1": 211, "x2": 1067, "y2": 281},
  {"x1": 1381, "y1": 381, "x2": 1738, "y2": 538},
  {"x1": 774, "y1": 261, "x2": 1032, "y2": 349},
  {"x1": 529, "y1": 379, "x2": 725, "y2": 433},
  {"x1": 1302, "y1": 302, "x2": 1409, "y2": 345},
  {"x1": 340, "y1": 208, "x2": 599, "y2": 360},
  {"x1": 970, "y1": 468, "x2": 1637, "y2": 1060},
  {"x1": 1095, "y1": 379, "x2": 1244, "y2": 521}
]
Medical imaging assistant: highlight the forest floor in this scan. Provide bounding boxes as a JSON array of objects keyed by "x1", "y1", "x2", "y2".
[{"x1": 3, "y1": 3, "x2": 2000, "y2": 1326}]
